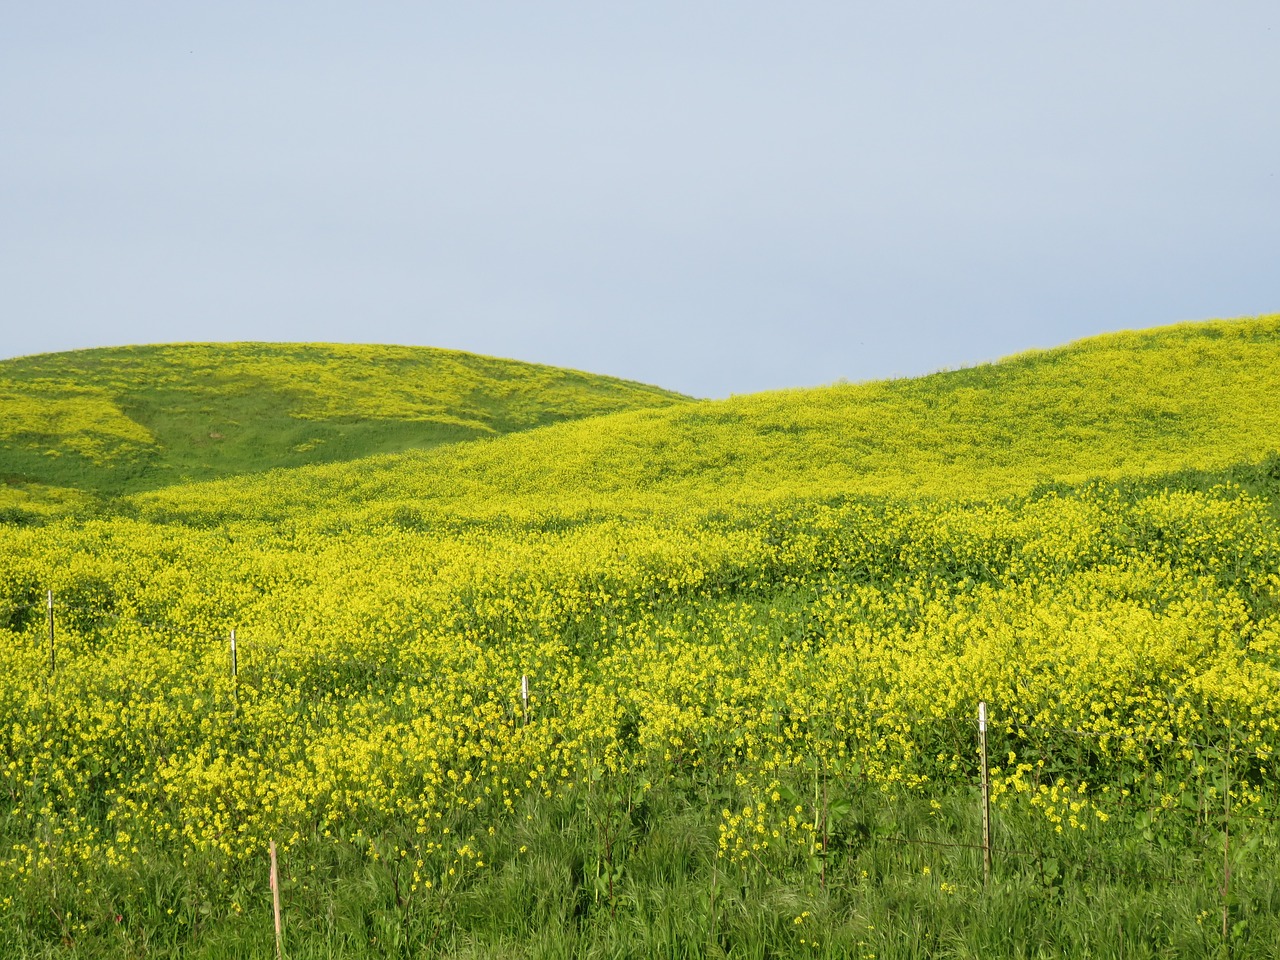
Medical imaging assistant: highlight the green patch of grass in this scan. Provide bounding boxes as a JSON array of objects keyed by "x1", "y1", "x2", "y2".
[
  {"x1": 4, "y1": 780, "x2": 1277, "y2": 958},
  {"x1": 131, "y1": 314, "x2": 1280, "y2": 529},
  {"x1": 0, "y1": 342, "x2": 692, "y2": 507}
]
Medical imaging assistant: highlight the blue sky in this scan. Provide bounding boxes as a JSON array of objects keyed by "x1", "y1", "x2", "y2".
[{"x1": 2, "y1": 2, "x2": 1277, "y2": 398}]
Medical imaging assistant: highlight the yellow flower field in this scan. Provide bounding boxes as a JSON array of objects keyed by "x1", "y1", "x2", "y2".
[{"x1": 1, "y1": 316, "x2": 1279, "y2": 955}]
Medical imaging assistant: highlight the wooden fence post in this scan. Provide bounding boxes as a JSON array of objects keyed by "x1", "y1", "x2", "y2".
[
  {"x1": 47, "y1": 590, "x2": 55, "y2": 673},
  {"x1": 270, "y1": 839, "x2": 284, "y2": 959},
  {"x1": 979, "y1": 701, "x2": 992, "y2": 887},
  {"x1": 1222, "y1": 731, "x2": 1232, "y2": 946}
]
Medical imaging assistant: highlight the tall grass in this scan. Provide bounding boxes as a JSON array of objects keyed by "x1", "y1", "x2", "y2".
[{"x1": 4, "y1": 774, "x2": 1277, "y2": 958}]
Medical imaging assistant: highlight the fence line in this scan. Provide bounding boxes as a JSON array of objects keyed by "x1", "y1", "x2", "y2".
[
  {"x1": 5, "y1": 598, "x2": 1277, "y2": 952},
  {"x1": 14, "y1": 598, "x2": 1278, "y2": 805},
  {"x1": 9, "y1": 593, "x2": 1273, "y2": 748},
  {"x1": 13, "y1": 595, "x2": 1279, "y2": 828}
]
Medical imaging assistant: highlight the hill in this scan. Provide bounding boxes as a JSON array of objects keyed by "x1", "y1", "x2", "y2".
[
  {"x1": 0, "y1": 342, "x2": 691, "y2": 515},
  {"x1": 132, "y1": 314, "x2": 1280, "y2": 527},
  {"x1": 4, "y1": 316, "x2": 1280, "y2": 957}
]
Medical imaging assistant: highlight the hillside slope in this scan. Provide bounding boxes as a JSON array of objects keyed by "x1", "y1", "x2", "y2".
[
  {"x1": 0, "y1": 342, "x2": 691, "y2": 512},
  {"x1": 4, "y1": 318, "x2": 1280, "y2": 956},
  {"x1": 132, "y1": 314, "x2": 1280, "y2": 527}
]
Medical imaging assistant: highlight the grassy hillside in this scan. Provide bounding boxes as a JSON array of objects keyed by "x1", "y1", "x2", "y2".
[
  {"x1": 0, "y1": 342, "x2": 691, "y2": 514},
  {"x1": 4, "y1": 316, "x2": 1280, "y2": 958},
  {"x1": 133, "y1": 314, "x2": 1280, "y2": 527}
]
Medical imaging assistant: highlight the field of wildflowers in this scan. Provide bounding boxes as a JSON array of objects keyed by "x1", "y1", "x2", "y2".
[{"x1": 1, "y1": 317, "x2": 1279, "y2": 957}]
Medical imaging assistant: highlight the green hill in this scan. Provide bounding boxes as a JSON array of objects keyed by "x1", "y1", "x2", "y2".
[
  {"x1": 5, "y1": 316, "x2": 1280, "y2": 957},
  {"x1": 132, "y1": 314, "x2": 1280, "y2": 527},
  {"x1": 0, "y1": 342, "x2": 691, "y2": 515}
]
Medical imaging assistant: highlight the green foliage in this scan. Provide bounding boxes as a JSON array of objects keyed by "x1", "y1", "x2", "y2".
[
  {"x1": 131, "y1": 314, "x2": 1280, "y2": 528},
  {"x1": 0, "y1": 342, "x2": 692, "y2": 506},
  {"x1": 4, "y1": 314, "x2": 1280, "y2": 957}
]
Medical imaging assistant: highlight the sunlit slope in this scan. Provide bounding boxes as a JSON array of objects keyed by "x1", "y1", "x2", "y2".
[
  {"x1": 129, "y1": 315, "x2": 1280, "y2": 526},
  {"x1": 0, "y1": 342, "x2": 691, "y2": 509}
]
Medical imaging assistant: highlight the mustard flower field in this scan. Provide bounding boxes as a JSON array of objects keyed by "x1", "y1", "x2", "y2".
[{"x1": 2, "y1": 317, "x2": 1280, "y2": 958}]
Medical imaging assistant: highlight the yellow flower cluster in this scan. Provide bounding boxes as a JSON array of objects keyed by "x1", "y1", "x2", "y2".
[
  {"x1": 0, "y1": 472, "x2": 1276, "y2": 902},
  {"x1": 0, "y1": 379, "x2": 157, "y2": 466}
]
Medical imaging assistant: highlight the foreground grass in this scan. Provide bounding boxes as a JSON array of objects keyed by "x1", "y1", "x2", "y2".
[
  {"x1": 4, "y1": 782, "x2": 1277, "y2": 959},
  {"x1": 3, "y1": 463, "x2": 1280, "y2": 957}
]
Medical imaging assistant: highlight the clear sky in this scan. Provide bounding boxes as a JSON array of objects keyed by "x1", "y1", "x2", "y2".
[{"x1": 3, "y1": 3, "x2": 1276, "y2": 398}]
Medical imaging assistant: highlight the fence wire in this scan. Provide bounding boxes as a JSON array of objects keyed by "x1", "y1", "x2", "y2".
[{"x1": 7, "y1": 593, "x2": 1279, "y2": 883}]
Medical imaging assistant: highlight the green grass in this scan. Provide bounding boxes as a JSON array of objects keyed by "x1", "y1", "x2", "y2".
[
  {"x1": 4, "y1": 315, "x2": 1280, "y2": 958},
  {"x1": 0, "y1": 342, "x2": 691, "y2": 512},
  {"x1": 128, "y1": 314, "x2": 1280, "y2": 529},
  {"x1": 5, "y1": 772, "x2": 1277, "y2": 958}
]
